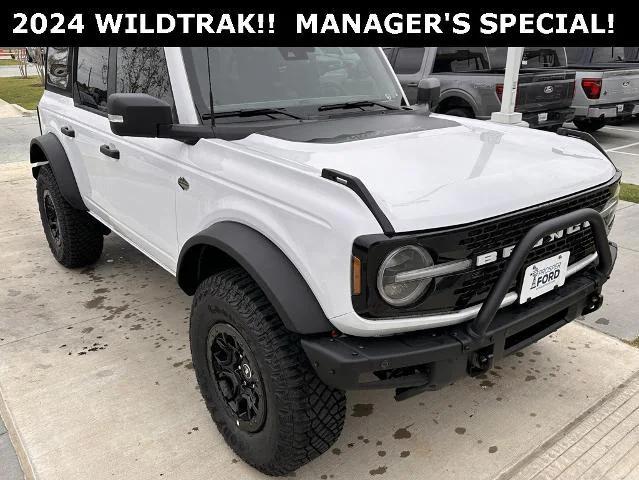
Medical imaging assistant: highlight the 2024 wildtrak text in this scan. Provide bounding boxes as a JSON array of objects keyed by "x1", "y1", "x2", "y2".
[{"x1": 32, "y1": 46, "x2": 619, "y2": 475}]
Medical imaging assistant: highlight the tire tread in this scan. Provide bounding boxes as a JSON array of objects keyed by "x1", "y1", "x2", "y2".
[{"x1": 191, "y1": 268, "x2": 346, "y2": 476}]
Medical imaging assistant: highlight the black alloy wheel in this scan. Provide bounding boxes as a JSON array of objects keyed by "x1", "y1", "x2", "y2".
[{"x1": 207, "y1": 323, "x2": 267, "y2": 433}]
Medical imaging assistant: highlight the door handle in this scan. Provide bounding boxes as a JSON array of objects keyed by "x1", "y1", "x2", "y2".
[
  {"x1": 99, "y1": 144, "x2": 120, "y2": 160},
  {"x1": 61, "y1": 126, "x2": 75, "y2": 138},
  {"x1": 406, "y1": 82, "x2": 418, "y2": 87}
]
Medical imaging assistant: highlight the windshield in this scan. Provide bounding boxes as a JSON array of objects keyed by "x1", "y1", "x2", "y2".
[{"x1": 183, "y1": 47, "x2": 403, "y2": 121}]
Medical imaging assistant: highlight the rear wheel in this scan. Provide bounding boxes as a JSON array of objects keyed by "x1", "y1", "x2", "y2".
[
  {"x1": 574, "y1": 118, "x2": 606, "y2": 132},
  {"x1": 36, "y1": 166, "x2": 104, "y2": 268},
  {"x1": 442, "y1": 107, "x2": 473, "y2": 118},
  {"x1": 190, "y1": 268, "x2": 346, "y2": 476}
]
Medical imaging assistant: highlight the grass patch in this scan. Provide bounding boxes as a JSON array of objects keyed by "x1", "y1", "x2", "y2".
[
  {"x1": 0, "y1": 76, "x2": 43, "y2": 110},
  {"x1": 627, "y1": 337, "x2": 639, "y2": 349},
  {"x1": 620, "y1": 183, "x2": 639, "y2": 204},
  {"x1": 0, "y1": 59, "x2": 20, "y2": 66}
]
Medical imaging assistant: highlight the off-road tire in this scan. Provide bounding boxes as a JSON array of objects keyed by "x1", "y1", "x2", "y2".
[
  {"x1": 36, "y1": 165, "x2": 104, "y2": 268},
  {"x1": 190, "y1": 268, "x2": 346, "y2": 476},
  {"x1": 443, "y1": 107, "x2": 474, "y2": 118},
  {"x1": 574, "y1": 118, "x2": 606, "y2": 132}
]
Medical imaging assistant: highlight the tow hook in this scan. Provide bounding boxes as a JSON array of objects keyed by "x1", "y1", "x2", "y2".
[
  {"x1": 582, "y1": 293, "x2": 604, "y2": 315},
  {"x1": 468, "y1": 349, "x2": 494, "y2": 377}
]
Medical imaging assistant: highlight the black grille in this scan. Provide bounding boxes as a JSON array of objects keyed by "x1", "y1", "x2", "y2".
[{"x1": 452, "y1": 186, "x2": 611, "y2": 309}]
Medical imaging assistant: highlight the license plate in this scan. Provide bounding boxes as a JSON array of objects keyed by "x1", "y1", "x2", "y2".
[
  {"x1": 538, "y1": 112, "x2": 548, "y2": 123},
  {"x1": 617, "y1": 104, "x2": 624, "y2": 113},
  {"x1": 519, "y1": 251, "x2": 570, "y2": 304}
]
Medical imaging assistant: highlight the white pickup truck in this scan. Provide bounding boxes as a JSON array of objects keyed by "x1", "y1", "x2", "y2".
[
  {"x1": 32, "y1": 46, "x2": 619, "y2": 475},
  {"x1": 566, "y1": 47, "x2": 639, "y2": 131}
]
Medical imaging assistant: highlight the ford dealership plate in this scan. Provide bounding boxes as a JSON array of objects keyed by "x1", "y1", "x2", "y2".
[{"x1": 519, "y1": 251, "x2": 570, "y2": 304}]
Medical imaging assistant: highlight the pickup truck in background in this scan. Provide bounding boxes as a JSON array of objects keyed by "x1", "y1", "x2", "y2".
[
  {"x1": 384, "y1": 47, "x2": 576, "y2": 130},
  {"x1": 565, "y1": 47, "x2": 639, "y2": 132}
]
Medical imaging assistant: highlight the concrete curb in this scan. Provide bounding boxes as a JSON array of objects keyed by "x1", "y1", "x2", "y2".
[
  {"x1": 0, "y1": 98, "x2": 37, "y2": 118},
  {"x1": 0, "y1": 384, "x2": 35, "y2": 480},
  {"x1": 494, "y1": 370, "x2": 639, "y2": 480},
  {"x1": 11, "y1": 103, "x2": 37, "y2": 117}
]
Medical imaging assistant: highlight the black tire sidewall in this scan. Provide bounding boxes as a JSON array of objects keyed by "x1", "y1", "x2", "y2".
[
  {"x1": 444, "y1": 107, "x2": 472, "y2": 118},
  {"x1": 190, "y1": 289, "x2": 285, "y2": 466},
  {"x1": 574, "y1": 118, "x2": 605, "y2": 132},
  {"x1": 37, "y1": 170, "x2": 65, "y2": 260}
]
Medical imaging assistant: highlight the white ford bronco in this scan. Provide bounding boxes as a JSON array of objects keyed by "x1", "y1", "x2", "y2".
[{"x1": 33, "y1": 47, "x2": 619, "y2": 475}]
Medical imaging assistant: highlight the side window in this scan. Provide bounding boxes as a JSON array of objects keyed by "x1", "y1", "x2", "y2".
[
  {"x1": 75, "y1": 47, "x2": 109, "y2": 113},
  {"x1": 393, "y1": 48, "x2": 424, "y2": 75},
  {"x1": 433, "y1": 47, "x2": 489, "y2": 73},
  {"x1": 115, "y1": 47, "x2": 174, "y2": 109},
  {"x1": 46, "y1": 47, "x2": 70, "y2": 91}
]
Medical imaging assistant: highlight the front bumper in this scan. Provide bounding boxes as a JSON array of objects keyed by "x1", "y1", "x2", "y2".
[
  {"x1": 575, "y1": 101, "x2": 639, "y2": 120},
  {"x1": 303, "y1": 209, "x2": 617, "y2": 398},
  {"x1": 523, "y1": 107, "x2": 575, "y2": 128}
]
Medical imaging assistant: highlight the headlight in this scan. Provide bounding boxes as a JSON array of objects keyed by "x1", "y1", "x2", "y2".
[
  {"x1": 601, "y1": 183, "x2": 620, "y2": 233},
  {"x1": 377, "y1": 245, "x2": 434, "y2": 306}
]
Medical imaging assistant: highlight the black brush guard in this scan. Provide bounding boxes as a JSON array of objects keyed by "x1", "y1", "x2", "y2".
[{"x1": 301, "y1": 209, "x2": 616, "y2": 400}]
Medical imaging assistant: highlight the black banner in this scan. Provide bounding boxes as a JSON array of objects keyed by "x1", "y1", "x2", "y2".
[{"x1": 1, "y1": 5, "x2": 635, "y2": 46}]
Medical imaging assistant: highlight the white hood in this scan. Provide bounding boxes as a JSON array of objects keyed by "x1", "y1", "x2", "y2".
[{"x1": 237, "y1": 114, "x2": 617, "y2": 232}]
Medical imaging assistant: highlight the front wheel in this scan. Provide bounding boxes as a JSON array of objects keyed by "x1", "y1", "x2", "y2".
[
  {"x1": 190, "y1": 268, "x2": 346, "y2": 476},
  {"x1": 574, "y1": 118, "x2": 606, "y2": 132}
]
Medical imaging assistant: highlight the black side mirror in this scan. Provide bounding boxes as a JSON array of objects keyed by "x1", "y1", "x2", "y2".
[
  {"x1": 107, "y1": 93, "x2": 173, "y2": 137},
  {"x1": 416, "y1": 78, "x2": 441, "y2": 109}
]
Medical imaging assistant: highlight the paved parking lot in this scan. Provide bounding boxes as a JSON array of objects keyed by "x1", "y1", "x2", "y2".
[
  {"x1": 592, "y1": 121, "x2": 639, "y2": 184},
  {"x1": 0, "y1": 117, "x2": 638, "y2": 480}
]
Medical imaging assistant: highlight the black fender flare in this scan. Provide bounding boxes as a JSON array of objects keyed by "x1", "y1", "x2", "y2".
[
  {"x1": 177, "y1": 222, "x2": 334, "y2": 335},
  {"x1": 30, "y1": 133, "x2": 87, "y2": 211}
]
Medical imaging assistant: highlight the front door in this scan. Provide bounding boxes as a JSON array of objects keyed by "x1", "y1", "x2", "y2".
[{"x1": 72, "y1": 47, "x2": 182, "y2": 271}]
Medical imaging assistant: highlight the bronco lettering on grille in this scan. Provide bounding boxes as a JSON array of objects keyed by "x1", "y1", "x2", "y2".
[{"x1": 474, "y1": 221, "x2": 590, "y2": 267}]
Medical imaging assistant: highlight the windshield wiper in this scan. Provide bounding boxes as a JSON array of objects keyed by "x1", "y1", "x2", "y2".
[
  {"x1": 317, "y1": 100, "x2": 399, "y2": 112},
  {"x1": 202, "y1": 108, "x2": 303, "y2": 120}
]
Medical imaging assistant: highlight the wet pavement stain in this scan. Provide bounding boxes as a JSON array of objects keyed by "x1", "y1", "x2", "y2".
[
  {"x1": 351, "y1": 403, "x2": 374, "y2": 417},
  {"x1": 400, "y1": 451, "x2": 410, "y2": 458},
  {"x1": 488, "y1": 446, "x2": 498, "y2": 453},
  {"x1": 331, "y1": 448, "x2": 341, "y2": 455},
  {"x1": 595, "y1": 318, "x2": 610, "y2": 325},
  {"x1": 84, "y1": 296, "x2": 106, "y2": 309},
  {"x1": 369, "y1": 466, "x2": 387, "y2": 476},
  {"x1": 480, "y1": 380, "x2": 495, "y2": 388},
  {"x1": 393, "y1": 424, "x2": 414, "y2": 440},
  {"x1": 525, "y1": 375, "x2": 537, "y2": 381},
  {"x1": 455, "y1": 427, "x2": 466, "y2": 435},
  {"x1": 377, "y1": 451, "x2": 386, "y2": 457}
]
